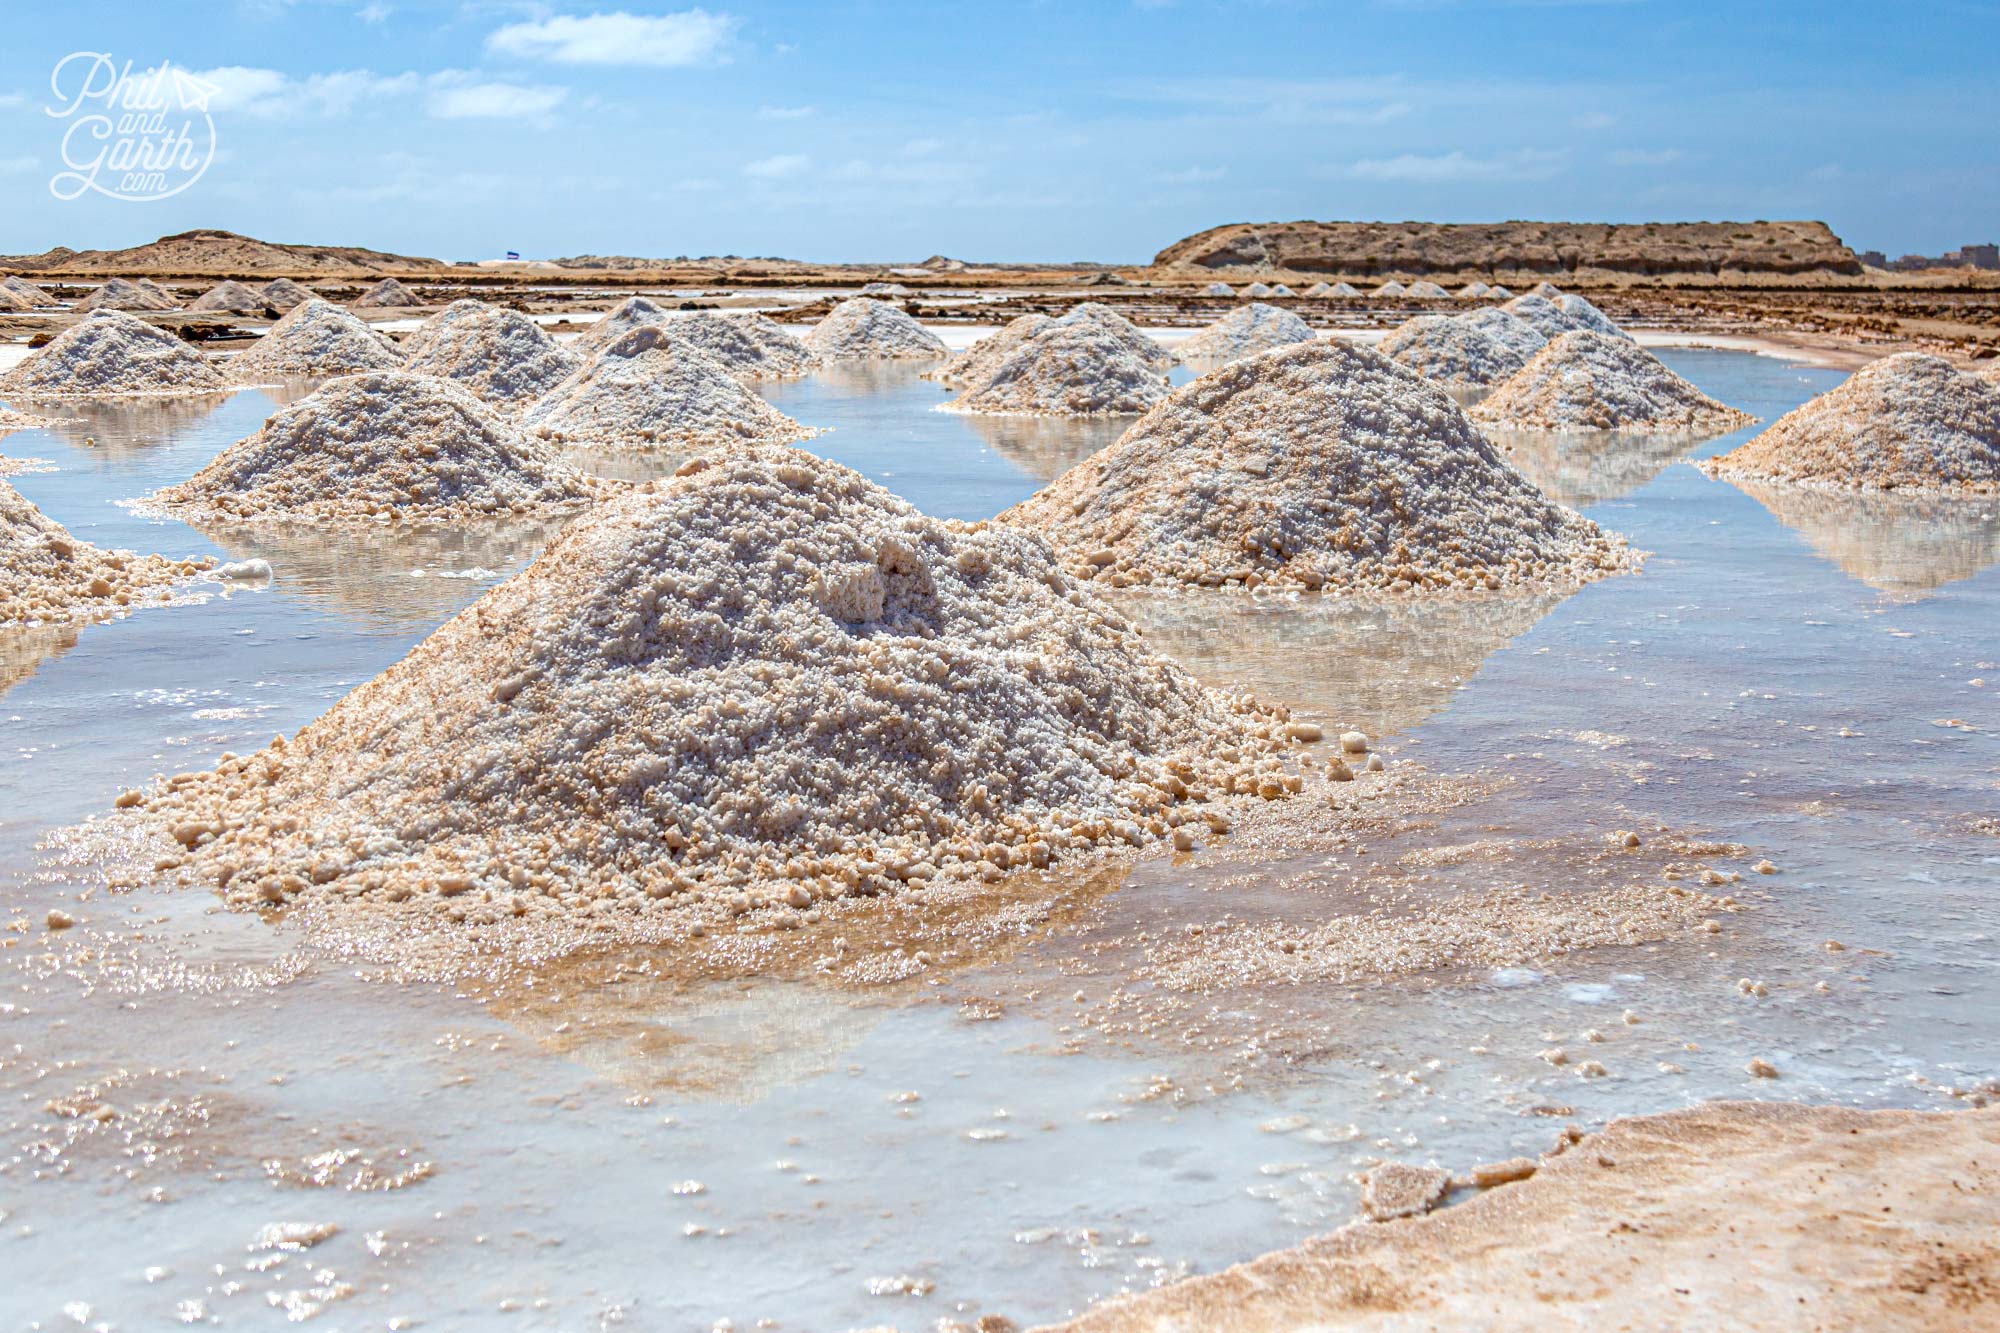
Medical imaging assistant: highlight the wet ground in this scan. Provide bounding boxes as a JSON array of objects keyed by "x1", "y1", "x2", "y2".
[{"x1": 0, "y1": 345, "x2": 1995, "y2": 1331}]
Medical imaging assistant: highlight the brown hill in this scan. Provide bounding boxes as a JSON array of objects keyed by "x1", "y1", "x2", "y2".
[
  {"x1": 0, "y1": 229, "x2": 448, "y2": 278},
  {"x1": 1152, "y1": 220, "x2": 1864, "y2": 284}
]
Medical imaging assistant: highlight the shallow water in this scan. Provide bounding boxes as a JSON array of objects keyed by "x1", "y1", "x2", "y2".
[{"x1": 1, "y1": 348, "x2": 1996, "y2": 1331}]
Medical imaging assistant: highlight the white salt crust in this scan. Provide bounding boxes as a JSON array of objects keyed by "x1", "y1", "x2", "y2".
[
  {"x1": 2, "y1": 477, "x2": 211, "y2": 626},
  {"x1": 1001, "y1": 339, "x2": 1637, "y2": 593}
]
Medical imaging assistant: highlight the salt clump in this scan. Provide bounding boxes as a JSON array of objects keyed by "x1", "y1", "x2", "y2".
[
  {"x1": 1326, "y1": 282, "x2": 1360, "y2": 297},
  {"x1": 225, "y1": 299, "x2": 404, "y2": 384},
  {"x1": 1406, "y1": 280, "x2": 1449, "y2": 298},
  {"x1": 77, "y1": 278, "x2": 176, "y2": 312},
  {"x1": 402, "y1": 307, "x2": 580, "y2": 408},
  {"x1": 571, "y1": 295, "x2": 671, "y2": 359},
  {"x1": 804, "y1": 297, "x2": 948, "y2": 360},
  {"x1": 401, "y1": 299, "x2": 493, "y2": 358},
  {"x1": 1175, "y1": 303, "x2": 1315, "y2": 363},
  {"x1": 1701, "y1": 353, "x2": 2000, "y2": 494},
  {"x1": 1241, "y1": 282, "x2": 1274, "y2": 298},
  {"x1": 1379, "y1": 311, "x2": 1547, "y2": 387},
  {"x1": 1372, "y1": 280, "x2": 1408, "y2": 297},
  {"x1": 125, "y1": 447, "x2": 1299, "y2": 928},
  {"x1": 1472, "y1": 331, "x2": 1756, "y2": 434},
  {"x1": 660, "y1": 310, "x2": 817, "y2": 381},
  {"x1": 1554, "y1": 293, "x2": 1631, "y2": 340},
  {"x1": 1500, "y1": 293, "x2": 1577, "y2": 340},
  {"x1": 0, "y1": 309, "x2": 227, "y2": 399},
  {"x1": 1000, "y1": 339, "x2": 1635, "y2": 592},
  {"x1": 2, "y1": 478, "x2": 211, "y2": 625},
  {"x1": 356, "y1": 278, "x2": 419, "y2": 307},
  {"x1": 260, "y1": 278, "x2": 316, "y2": 312},
  {"x1": 147, "y1": 371, "x2": 611, "y2": 523},
  {"x1": 924, "y1": 314, "x2": 1053, "y2": 389},
  {"x1": 1204, "y1": 283, "x2": 1235, "y2": 297},
  {"x1": 944, "y1": 310, "x2": 1171, "y2": 417},
  {"x1": 1459, "y1": 281, "x2": 1493, "y2": 298},
  {"x1": 189, "y1": 281, "x2": 266, "y2": 314},
  {"x1": 520, "y1": 325, "x2": 815, "y2": 450}
]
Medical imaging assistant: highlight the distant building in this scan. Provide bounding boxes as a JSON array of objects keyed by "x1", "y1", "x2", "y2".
[
  {"x1": 1882, "y1": 242, "x2": 1999, "y2": 272},
  {"x1": 1858, "y1": 249, "x2": 1887, "y2": 268}
]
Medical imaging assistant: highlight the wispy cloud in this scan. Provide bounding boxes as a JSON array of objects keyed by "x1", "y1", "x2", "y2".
[
  {"x1": 427, "y1": 78, "x2": 568, "y2": 120},
  {"x1": 487, "y1": 9, "x2": 739, "y2": 67},
  {"x1": 1344, "y1": 147, "x2": 1566, "y2": 182},
  {"x1": 1152, "y1": 165, "x2": 1225, "y2": 185},
  {"x1": 1608, "y1": 147, "x2": 1686, "y2": 167},
  {"x1": 757, "y1": 104, "x2": 815, "y2": 120},
  {"x1": 191, "y1": 66, "x2": 565, "y2": 121},
  {"x1": 0, "y1": 154, "x2": 37, "y2": 174},
  {"x1": 742, "y1": 153, "x2": 809, "y2": 179},
  {"x1": 357, "y1": 2, "x2": 392, "y2": 21}
]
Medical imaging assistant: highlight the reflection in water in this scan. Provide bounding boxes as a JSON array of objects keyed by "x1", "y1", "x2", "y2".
[
  {"x1": 1490, "y1": 427, "x2": 1706, "y2": 506},
  {"x1": 190, "y1": 514, "x2": 573, "y2": 629},
  {"x1": 0, "y1": 623, "x2": 80, "y2": 699},
  {"x1": 1724, "y1": 477, "x2": 2000, "y2": 598},
  {"x1": 953, "y1": 408, "x2": 1128, "y2": 483},
  {"x1": 1112, "y1": 586, "x2": 1569, "y2": 737},
  {"x1": 804, "y1": 359, "x2": 950, "y2": 397},
  {"x1": 34, "y1": 394, "x2": 235, "y2": 457}
]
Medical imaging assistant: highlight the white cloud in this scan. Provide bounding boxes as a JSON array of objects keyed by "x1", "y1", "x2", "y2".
[
  {"x1": 1152, "y1": 165, "x2": 1225, "y2": 185},
  {"x1": 1608, "y1": 147, "x2": 1686, "y2": 167},
  {"x1": 742, "y1": 153, "x2": 809, "y2": 179},
  {"x1": 428, "y1": 79, "x2": 568, "y2": 119},
  {"x1": 757, "y1": 104, "x2": 815, "y2": 120},
  {"x1": 357, "y1": 2, "x2": 391, "y2": 21},
  {"x1": 0, "y1": 92, "x2": 26, "y2": 110},
  {"x1": 1345, "y1": 148, "x2": 1565, "y2": 182},
  {"x1": 487, "y1": 9, "x2": 738, "y2": 67}
]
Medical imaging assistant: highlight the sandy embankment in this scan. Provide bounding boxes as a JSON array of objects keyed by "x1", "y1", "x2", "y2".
[{"x1": 1041, "y1": 1099, "x2": 2000, "y2": 1331}]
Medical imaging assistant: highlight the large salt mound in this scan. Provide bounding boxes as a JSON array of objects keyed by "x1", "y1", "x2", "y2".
[
  {"x1": 2, "y1": 276, "x2": 57, "y2": 307},
  {"x1": 356, "y1": 277, "x2": 418, "y2": 307},
  {"x1": 2, "y1": 478, "x2": 210, "y2": 626},
  {"x1": 804, "y1": 297, "x2": 947, "y2": 360},
  {"x1": 520, "y1": 325, "x2": 814, "y2": 450},
  {"x1": 1372, "y1": 280, "x2": 1407, "y2": 297},
  {"x1": 1065, "y1": 302, "x2": 1175, "y2": 373},
  {"x1": 148, "y1": 371, "x2": 610, "y2": 523},
  {"x1": 226, "y1": 298, "x2": 404, "y2": 384},
  {"x1": 1379, "y1": 312, "x2": 1543, "y2": 387},
  {"x1": 945, "y1": 310, "x2": 1171, "y2": 417},
  {"x1": 1500, "y1": 293, "x2": 1575, "y2": 340},
  {"x1": 1406, "y1": 280, "x2": 1449, "y2": 298},
  {"x1": 1000, "y1": 340, "x2": 1635, "y2": 593},
  {"x1": 859, "y1": 281, "x2": 911, "y2": 295},
  {"x1": 924, "y1": 314, "x2": 1053, "y2": 390},
  {"x1": 401, "y1": 299, "x2": 494, "y2": 358},
  {"x1": 402, "y1": 307, "x2": 579, "y2": 408},
  {"x1": 260, "y1": 278, "x2": 316, "y2": 312},
  {"x1": 78, "y1": 278, "x2": 175, "y2": 312},
  {"x1": 125, "y1": 447, "x2": 1297, "y2": 927},
  {"x1": 1700, "y1": 353, "x2": 2000, "y2": 495},
  {"x1": 572, "y1": 295, "x2": 670, "y2": 359},
  {"x1": 189, "y1": 280, "x2": 266, "y2": 314},
  {"x1": 663, "y1": 310, "x2": 817, "y2": 380},
  {"x1": 1554, "y1": 292, "x2": 1631, "y2": 340},
  {"x1": 1473, "y1": 331, "x2": 1756, "y2": 434},
  {"x1": 0, "y1": 286, "x2": 35, "y2": 313},
  {"x1": 1175, "y1": 302, "x2": 1315, "y2": 363},
  {"x1": 0, "y1": 309, "x2": 226, "y2": 399}
]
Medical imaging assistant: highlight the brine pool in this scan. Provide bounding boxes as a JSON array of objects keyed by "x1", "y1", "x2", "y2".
[{"x1": 0, "y1": 344, "x2": 1995, "y2": 1331}]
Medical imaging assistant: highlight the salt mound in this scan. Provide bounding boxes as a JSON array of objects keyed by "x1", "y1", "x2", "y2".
[
  {"x1": 1488, "y1": 284, "x2": 1514, "y2": 299},
  {"x1": 189, "y1": 281, "x2": 266, "y2": 314},
  {"x1": 1000, "y1": 339, "x2": 1634, "y2": 593},
  {"x1": 260, "y1": 278, "x2": 316, "y2": 312},
  {"x1": 1458, "y1": 281, "x2": 1492, "y2": 298},
  {"x1": 226, "y1": 298, "x2": 404, "y2": 384},
  {"x1": 357, "y1": 278, "x2": 418, "y2": 307},
  {"x1": 402, "y1": 307, "x2": 579, "y2": 408},
  {"x1": 2, "y1": 276, "x2": 56, "y2": 307},
  {"x1": 1499, "y1": 293, "x2": 1576, "y2": 340},
  {"x1": 2, "y1": 478, "x2": 210, "y2": 626},
  {"x1": 1379, "y1": 312, "x2": 1544, "y2": 387},
  {"x1": 1554, "y1": 293, "x2": 1630, "y2": 340},
  {"x1": 1979, "y1": 361, "x2": 2000, "y2": 385},
  {"x1": 663, "y1": 311, "x2": 817, "y2": 380},
  {"x1": 924, "y1": 314, "x2": 1053, "y2": 390},
  {"x1": 1269, "y1": 284, "x2": 1295, "y2": 297},
  {"x1": 0, "y1": 286, "x2": 34, "y2": 313},
  {"x1": 1460, "y1": 307, "x2": 1552, "y2": 360},
  {"x1": 1204, "y1": 283, "x2": 1235, "y2": 297},
  {"x1": 1175, "y1": 302, "x2": 1315, "y2": 363},
  {"x1": 148, "y1": 371, "x2": 612, "y2": 523},
  {"x1": 520, "y1": 325, "x2": 815, "y2": 450},
  {"x1": 0, "y1": 309, "x2": 226, "y2": 399},
  {"x1": 1372, "y1": 280, "x2": 1407, "y2": 297},
  {"x1": 401, "y1": 299, "x2": 494, "y2": 358},
  {"x1": 78, "y1": 278, "x2": 175, "y2": 312},
  {"x1": 1327, "y1": 282, "x2": 1360, "y2": 297},
  {"x1": 1407, "y1": 280, "x2": 1449, "y2": 298},
  {"x1": 572, "y1": 295, "x2": 670, "y2": 359},
  {"x1": 804, "y1": 297, "x2": 947, "y2": 360},
  {"x1": 1532, "y1": 281, "x2": 1563, "y2": 298},
  {"x1": 1472, "y1": 331, "x2": 1756, "y2": 434},
  {"x1": 945, "y1": 310, "x2": 1171, "y2": 417},
  {"x1": 127, "y1": 447, "x2": 1296, "y2": 927},
  {"x1": 859, "y1": 281, "x2": 911, "y2": 295},
  {"x1": 1701, "y1": 354, "x2": 2000, "y2": 495},
  {"x1": 1240, "y1": 282, "x2": 1274, "y2": 298},
  {"x1": 1303, "y1": 283, "x2": 1331, "y2": 297},
  {"x1": 1064, "y1": 303, "x2": 1175, "y2": 373}
]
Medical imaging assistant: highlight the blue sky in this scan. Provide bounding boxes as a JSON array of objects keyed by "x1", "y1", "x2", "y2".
[{"x1": 1, "y1": 0, "x2": 1994, "y2": 263}]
